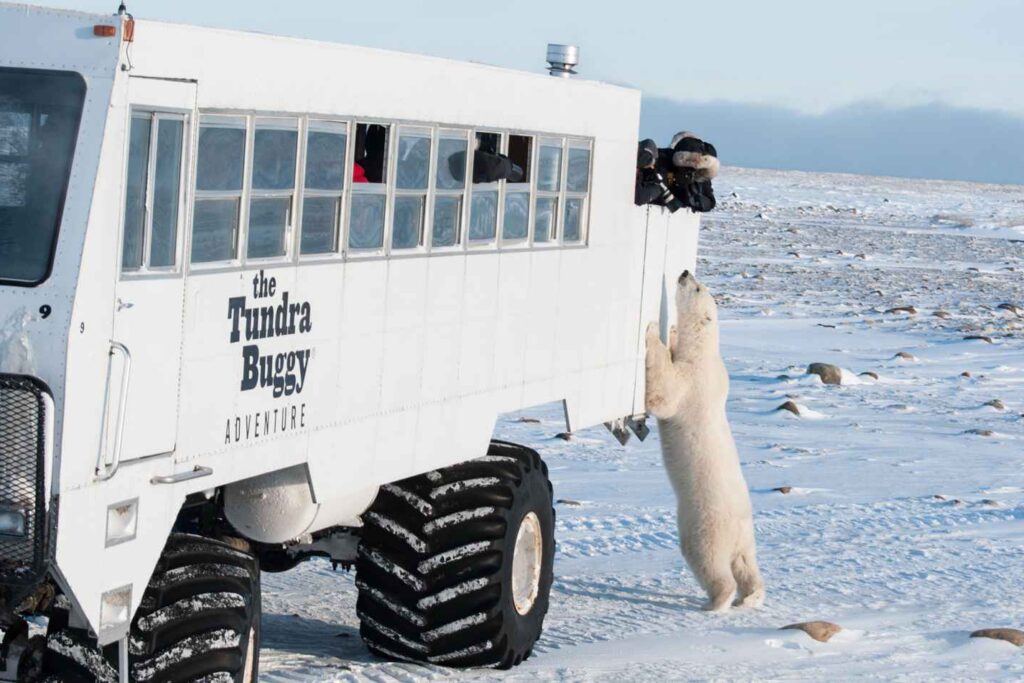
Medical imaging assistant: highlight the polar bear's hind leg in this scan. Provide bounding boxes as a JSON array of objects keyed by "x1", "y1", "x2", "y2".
[
  {"x1": 702, "y1": 570, "x2": 738, "y2": 612},
  {"x1": 732, "y1": 551, "x2": 765, "y2": 608},
  {"x1": 680, "y1": 531, "x2": 737, "y2": 613}
]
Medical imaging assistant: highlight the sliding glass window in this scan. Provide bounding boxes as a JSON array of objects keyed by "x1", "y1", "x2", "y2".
[
  {"x1": 534, "y1": 137, "x2": 563, "y2": 244},
  {"x1": 432, "y1": 129, "x2": 468, "y2": 249},
  {"x1": 192, "y1": 115, "x2": 246, "y2": 264},
  {"x1": 468, "y1": 131, "x2": 501, "y2": 244},
  {"x1": 247, "y1": 118, "x2": 298, "y2": 260},
  {"x1": 121, "y1": 112, "x2": 186, "y2": 272},
  {"x1": 349, "y1": 123, "x2": 390, "y2": 251},
  {"x1": 392, "y1": 126, "x2": 431, "y2": 250},
  {"x1": 563, "y1": 141, "x2": 591, "y2": 243},
  {"x1": 301, "y1": 120, "x2": 348, "y2": 255}
]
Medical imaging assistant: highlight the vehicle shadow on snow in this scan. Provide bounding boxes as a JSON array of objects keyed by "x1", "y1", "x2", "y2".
[
  {"x1": 554, "y1": 577, "x2": 706, "y2": 612},
  {"x1": 260, "y1": 612, "x2": 374, "y2": 663}
]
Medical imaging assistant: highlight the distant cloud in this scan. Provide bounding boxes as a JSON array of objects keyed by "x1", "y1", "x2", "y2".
[{"x1": 641, "y1": 97, "x2": 1024, "y2": 186}]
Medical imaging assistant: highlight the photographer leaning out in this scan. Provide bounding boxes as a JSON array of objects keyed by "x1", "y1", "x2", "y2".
[{"x1": 635, "y1": 132, "x2": 719, "y2": 214}]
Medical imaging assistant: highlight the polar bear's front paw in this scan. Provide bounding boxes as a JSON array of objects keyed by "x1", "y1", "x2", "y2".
[{"x1": 645, "y1": 321, "x2": 660, "y2": 344}]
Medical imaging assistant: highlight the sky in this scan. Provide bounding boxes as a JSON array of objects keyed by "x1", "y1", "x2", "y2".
[{"x1": 40, "y1": 0, "x2": 1024, "y2": 184}]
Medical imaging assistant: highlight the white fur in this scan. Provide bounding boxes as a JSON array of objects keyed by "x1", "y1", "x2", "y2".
[
  {"x1": 645, "y1": 272, "x2": 764, "y2": 612},
  {"x1": 671, "y1": 151, "x2": 720, "y2": 181}
]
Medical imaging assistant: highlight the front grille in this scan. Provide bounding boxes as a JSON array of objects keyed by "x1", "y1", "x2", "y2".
[{"x1": 0, "y1": 375, "x2": 50, "y2": 586}]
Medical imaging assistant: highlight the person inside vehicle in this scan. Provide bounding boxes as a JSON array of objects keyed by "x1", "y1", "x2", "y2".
[
  {"x1": 448, "y1": 135, "x2": 525, "y2": 184},
  {"x1": 354, "y1": 124, "x2": 387, "y2": 183}
]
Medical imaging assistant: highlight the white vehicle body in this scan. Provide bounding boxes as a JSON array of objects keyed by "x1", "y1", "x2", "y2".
[{"x1": 0, "y1": 3, "x2": 697, "y2": 647}]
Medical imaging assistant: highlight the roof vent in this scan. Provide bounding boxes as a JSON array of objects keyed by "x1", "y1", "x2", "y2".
[{"x1": 546, "y1": 44, "x2": 579, "y2": 78}]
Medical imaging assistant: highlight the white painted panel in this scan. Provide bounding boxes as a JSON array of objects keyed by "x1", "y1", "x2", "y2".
[
  {"x1": 420, "y1": 323, "x2": 461, "y2": 402},
  {"x1": 112, "y1": 279, "x2": 184, "y2": 458},
  {"x1": 374, "y1": 409, "x2": 418, "y2": 484},
  {"x1": 335, "y1": 332, "x2": 384, "y2": 422},
  {"x1": 380, "y1": 327, "x2": 424, "y2": 413},
  {"x1": 493, "y1": 252, "x2": 531, "y2": 391}
]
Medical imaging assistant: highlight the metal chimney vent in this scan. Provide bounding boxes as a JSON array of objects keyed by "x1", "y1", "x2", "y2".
[{"x1": 546, "y1": 44, "x2": 579, "y2": 78}]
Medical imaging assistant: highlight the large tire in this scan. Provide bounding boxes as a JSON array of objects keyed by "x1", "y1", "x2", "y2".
[
  {"x1": 356, "y1": 441, "x2": 555, "y2": 668},
  {"x1": 40, "y1": 533, "x2": 261, "y2": 682}
]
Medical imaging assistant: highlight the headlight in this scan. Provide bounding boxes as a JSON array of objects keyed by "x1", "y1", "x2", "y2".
[{"x1": 0, "y1": 507, "x2": 27, "y2": 537}]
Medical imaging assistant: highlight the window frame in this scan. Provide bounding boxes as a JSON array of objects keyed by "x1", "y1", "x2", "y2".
[
  {"x1": 296, "y1": 118, "x2": 351, "y2": 260},
  {"x1": 532, "y1": 136, "x2": 564, "y2": 248},
  {"x1": 561, "y1": 138, "x2": 593, "y2": 245},
  {"x1": 243, "y1": 116, "x2": 300, "y2": 264},
  {"x1": 428, "y1": 127, "x2": 470, "y2": 253},
  {"x1": 465, "y1": 129, "x2": 503, "y2": 249},
  {"x1": 345, "y1": 120, "x2": 393, "y2": 258},
  {"x1": 499, "y1": 132, "x2": 534, "y2": 248},
  {"x1": 119, "y1": 109, "x2": 190, "y2": 278},
  {"x1": 390, "y1": 125, "x2": 434, "y2": 254},
  {"x1": 184, "y1": 110, "x2": 594, "y2": 275},
  {"x1": 190, "y1": 114, "x2": 248, "y2": 269}
]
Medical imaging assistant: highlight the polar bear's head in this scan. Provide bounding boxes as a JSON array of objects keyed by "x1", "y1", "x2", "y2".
[{"x1": 675, "y1": 270, "x2": 718, "y2": 333}]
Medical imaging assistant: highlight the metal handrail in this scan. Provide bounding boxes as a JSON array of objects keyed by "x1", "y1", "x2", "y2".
[
  {"x1": 96, "y1": 342, "x2": 132, "y2": 481},
  {"x1": 150, "y1": 466, "x2": 213, "y2": 485}
]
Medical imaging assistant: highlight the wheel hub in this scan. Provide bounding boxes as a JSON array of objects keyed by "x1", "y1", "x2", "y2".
[{"x1": 511, "y1": 511, "x2": 543, "y2": 615}]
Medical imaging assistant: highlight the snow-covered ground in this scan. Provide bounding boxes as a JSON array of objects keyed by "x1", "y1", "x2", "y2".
[{"x1": 260, "y1": 168, "x2": 1024, "y2": 681}]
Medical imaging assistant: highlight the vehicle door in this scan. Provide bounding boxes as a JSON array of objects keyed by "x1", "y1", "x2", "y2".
[{"x1": 108, "y1": 77, "x2": 196, "y2": 463}]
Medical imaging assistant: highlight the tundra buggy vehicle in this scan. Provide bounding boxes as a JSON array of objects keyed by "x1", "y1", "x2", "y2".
[{"x1": 0, "y1": 4, "x2": 698, "y2": 680}]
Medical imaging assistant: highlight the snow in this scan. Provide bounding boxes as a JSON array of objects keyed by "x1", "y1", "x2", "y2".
[{"x1": 258, "y1": 167, "x2": 1024, "y2": 680}]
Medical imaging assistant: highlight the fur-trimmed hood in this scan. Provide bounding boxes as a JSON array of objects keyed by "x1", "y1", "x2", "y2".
[{"x1": 670, "y1": 132, "x2": 720, "y2": 182}]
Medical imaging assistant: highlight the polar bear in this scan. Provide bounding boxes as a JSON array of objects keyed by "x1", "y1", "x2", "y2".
[{"x1": 646, "y1": 270, "x2": 765, "y2": 612}]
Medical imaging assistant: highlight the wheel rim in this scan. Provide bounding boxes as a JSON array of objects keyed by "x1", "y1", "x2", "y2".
[{"x1": 511, "y1": 511, "x2": 543, "y2": 615}]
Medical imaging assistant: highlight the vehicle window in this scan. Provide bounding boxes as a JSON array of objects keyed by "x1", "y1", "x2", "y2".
[
  {"x1": 395, "y1": 128, "x2": 431, "y2": 190},
  {"x1": 566, "y1": 146, "x2": 591, "y2": 193},
  {"x1": 432, "y1": 130, "x2": 467, "y2": 248},
  {"x1": 150, "y1": 119, "x2": 184, "y2": 267},
  {"x1": 469, "y1": 191, "x2": 498, "y2": 241},
  {"x1": 301, "y1": 121, "x2": 347, "y2": 255},
  {"x1": 562, "y1": 141, "x2": 591, "y2": 243},
  {"x1": 192, "y1": 200, "x2": 239, "y2": 262},
  {"x1": 436, "y1": 135, "x2": 467, "y2": 190},
  {"x1": 432, "y1": 195, "x2": 462, "y2": 248},
  {"x1": 503, "y1": 193, "x2": 529, "y2": 241},
  {"x1": 503, "y1": 135, "x2": 532, "y2": 241},
  {"x1": 354, "y1": 123, "x2": 388, "y2": 184},
  {"x1": 121, "y1": 116, "x2": 150, "y2": 270},
  {"x1": 534, "y1": 137, "x2": 563, "y2": 243},
  {"x1": 392, "y1": 127, "x2": 431, "y2": 249},
  {"x1": 537, "y1": 139, "x2": 562, "y2": 192},
  {"x1": 247, "y1": 119, "x2": 297, "y2": 259},
  {"x1": 121, "y1": 114, "x2": 185, "y2": 271},
  {"x1": 349, "y1": 194, "x2": 386, "y2": 249},
  {"x1": 0, "y1": 68, "x2": 86, "y2": 285},
  {"x1": 563, "y1": 197, "x2": 582, "y2": 242},
  {"x1": 195, "y1": 120, "x2": 244, "y2": 191},
  {"x1": 469, "y1": 131, "x2": 500, "y2": 243},
  {"x1": 534, "y1": 196, "x2": 557, "y2": 243},
  {"x1": 192, "y1": 116, "x2": 246, "y2": 263},
  {"x1": 508, "y1": 135, "x2": 532, "y2": 183},
  {"x1": 349, "y1": 123, "x2": 390, "y2": 251}
]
